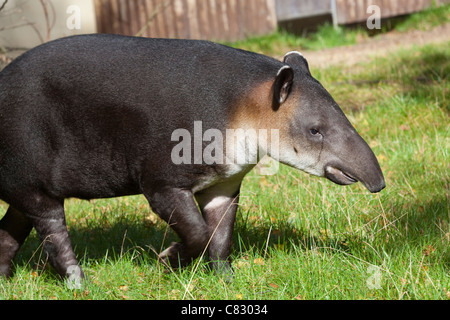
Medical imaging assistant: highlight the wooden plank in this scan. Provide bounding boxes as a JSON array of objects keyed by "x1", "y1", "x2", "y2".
[
  {"x1": 218, "y1": 0, "x2": 229, "y2": 41},
  {"x1": 235, "y1": 0, "x2": 247, "y2": 39},
  {"x1": 227, "y1": 0, "x2": 239, "y2": 42},
  {"x1": 144, "y1": 0, "x2": 157, "y2": 37},
  {"x1": 111, "y1": 0, "x2": 121, "y2": 34},
  {"x1": 94, "y1": 0, "x2": 103, "y2": 33},
  {"x1": 153, "y1": 0, "x2": 167, "y2": 38},
  {"x1": 187, "y1": 0, "x2": 200, "y2": 39},
  {"x1": 117, "y1": 0, "x2": 129, "y2": 35},
  {"x1": 94, "y1": 0, "x2": 277, "y2": 42},
  {"x1": 172, "y1": 0, "x2": 184, "y2": 38},
  {"x1": 164, "y1": 0, "x2": 177, "y2": 38},
  {"x1": 265, "y1": 0, "x2": 278, "y2": 32},
  {"x1": 160, "y1": 0, "x2": 171, "y2": 38},
  {"x1": 128, "y1": 0, "x2": 139, "y2": 36},
  {"x1": 140, "y1": 0, "x2": 149, "y2": 36},
  {"x1": 246, "y1": 0, "x2": 256, "y2": 38},
  {"x1": 206, "y1": 0, "x2": 218, "y2": 41},
  {"x1": 262, "y1": 0, "x2": 277, "y2": 34},
  {"x1": 197, "y1": 0, "x2": 210, "y2": 40}
]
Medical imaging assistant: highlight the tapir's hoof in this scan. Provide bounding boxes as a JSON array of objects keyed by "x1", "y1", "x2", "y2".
[
  {"x1": 158, "y1": 242, "x2": 186, "y2": 269},
  {"x1": 65, "y1": 265, "x2": 86, "y2": 289},
  {"x1": 208, "y1": 260, "x2": 234, "y2": 282},
  {"x1": 0, "y1": 264, "x2": 13, "y2": 279},
  {"x1": 65, "y1": 264, "x2": 85, "y2": 279}
]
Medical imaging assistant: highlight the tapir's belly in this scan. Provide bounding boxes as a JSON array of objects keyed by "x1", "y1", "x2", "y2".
[{"x1": 47, "y1": 150, "x2": 141, "y2": 200}]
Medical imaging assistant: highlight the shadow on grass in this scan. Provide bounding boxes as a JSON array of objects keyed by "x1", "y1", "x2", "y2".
[
  {"x1": 13, "y1": 214, "x2": 177, "y2": 273},
  {"x1": 10, "y1": 191, "x2": 448, "y2": 280},
  {"x1": 10, "y1": 202, "x2": 345, "y2": 277}
]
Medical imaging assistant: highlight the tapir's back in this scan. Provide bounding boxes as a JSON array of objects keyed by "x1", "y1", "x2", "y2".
[
  {"x1": 1, "y1": 35, "x2": 281, "y2": 138},
  {"x1": 1, "y1": 34, "x2": 279, "y2": 117}
]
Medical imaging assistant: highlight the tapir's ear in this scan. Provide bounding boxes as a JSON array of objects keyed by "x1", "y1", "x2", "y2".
[
  {"x1": 272, "y1": 65, "x2": 294, "y2": 111},
  {"x1": 283, "y1": 51, "x2": 311, "y2": 76}
]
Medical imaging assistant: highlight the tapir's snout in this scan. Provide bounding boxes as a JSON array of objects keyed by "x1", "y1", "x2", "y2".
[
  {"x1": 369, "y1": 181, "x2": 386, "y2": 193},
  {"x1": 360, "y1": 167, "x2": 386, "y2": 193},
  {"x1": 324, "y1": 132, "x2": 386, "y2": 193},
  {"x1": 363, "y1": 169, "x2": 386, "y2": 193},
  {"x1": 325, "y1": 163, "x2": 385, "y2": 193}
]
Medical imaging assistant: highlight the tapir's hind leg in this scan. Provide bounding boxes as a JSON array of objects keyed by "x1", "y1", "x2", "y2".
[
  {"x1": 11, "y1": 194, "x2": 83, "y2": 279},
  {"x1": 0, "y1": 206, "x2": 33, "y2": 278},
  {"x1": 144, "y1": 187, "x2": 210, "y2": 268}
]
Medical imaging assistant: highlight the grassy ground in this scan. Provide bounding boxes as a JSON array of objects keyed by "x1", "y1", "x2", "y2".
[{"x1": 0, "y1": 7, "x2": 449, "y2": 299}]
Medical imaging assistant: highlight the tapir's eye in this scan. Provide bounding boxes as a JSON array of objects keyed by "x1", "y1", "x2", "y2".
[{"x1": 310, "y1": 128, "x2": 320, "y2": 136}]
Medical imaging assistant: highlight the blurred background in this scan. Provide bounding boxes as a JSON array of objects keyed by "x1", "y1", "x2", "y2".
[{"x1": 0, "y1": 0, "x2": 448, "y2": 48}]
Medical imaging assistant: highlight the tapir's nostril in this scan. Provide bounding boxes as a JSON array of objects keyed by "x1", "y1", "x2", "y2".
[{"x1": 368, "y1": 180, "x2": 386, "y2": 193}]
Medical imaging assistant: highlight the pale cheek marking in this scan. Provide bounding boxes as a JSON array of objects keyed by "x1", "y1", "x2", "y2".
[{"x1": 277, "y1": 139, "x2": 325, "y2": 177}]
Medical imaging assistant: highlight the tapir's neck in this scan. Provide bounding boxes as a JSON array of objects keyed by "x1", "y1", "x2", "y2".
[{"x1": 227, "y1": 79, "x2": 298, "y2": 165}]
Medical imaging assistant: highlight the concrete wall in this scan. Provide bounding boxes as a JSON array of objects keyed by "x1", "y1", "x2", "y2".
[{"x1": 0, "y1": 0, "x2": 97, "y2": 48}]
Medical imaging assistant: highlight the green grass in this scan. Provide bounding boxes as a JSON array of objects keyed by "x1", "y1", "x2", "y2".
[
  {"x1": 223, "y1": 30, "x2": 302, "y2": 56},
  {"x1": 297, "y1": 23, "x2": 363, "y2": 51},
  {"x1": 0, "y1": 41, "x2": 449, "y2": 300},
  {"x1": 393, "y1": 3, "x2": 450, "y2": 32},
  {"x1": 223, "y1": 23, "x2": 365, "y2": 55},
  {"x1": 223, "y1": 25, "x2": 360, "y2": 55}
]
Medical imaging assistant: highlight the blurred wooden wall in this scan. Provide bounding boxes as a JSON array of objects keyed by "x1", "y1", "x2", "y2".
[
  {"x1": 276, "y1": 0, "x2": 449, "y2": 24},
  {"x1": 335, "y1": 0, "x2": 449, "y2": 24},
  {"x1": 94, "y1": 0, "x2": 277, "y2": 42}
]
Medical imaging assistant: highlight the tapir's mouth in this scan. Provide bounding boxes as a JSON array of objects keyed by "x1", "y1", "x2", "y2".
[{"x1": 325, "y1": 166, "x2": 358, "y2": 185}]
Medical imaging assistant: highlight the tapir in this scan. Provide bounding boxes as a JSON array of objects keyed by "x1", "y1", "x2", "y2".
[{"x1": 0, "y1": 34, "x2": 385, "y2": 279}]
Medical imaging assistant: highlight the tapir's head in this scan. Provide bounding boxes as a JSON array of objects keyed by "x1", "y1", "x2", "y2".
[{"x1": 248, "y1": 51, "x2": 385, "y2": 193}]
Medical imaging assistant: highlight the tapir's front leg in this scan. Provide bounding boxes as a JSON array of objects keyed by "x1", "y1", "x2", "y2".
[
  {"x1": 145, "y1": 187, "x2": 210, "y2": 268},
  {"x1": 195, "y1": 182, "x2": 241, "y2": 274}
]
